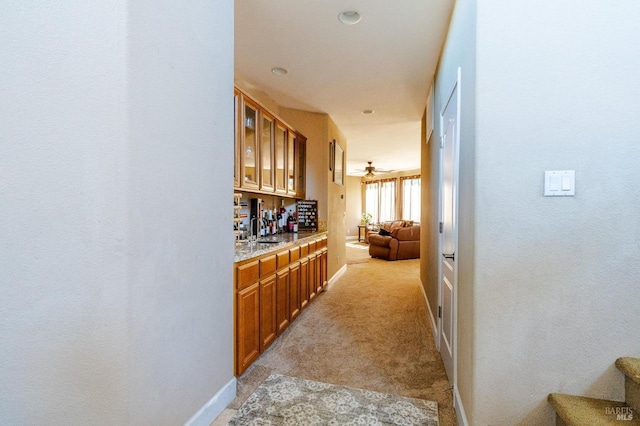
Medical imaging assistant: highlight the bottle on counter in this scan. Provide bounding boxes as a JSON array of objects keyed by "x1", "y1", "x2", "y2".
[
  {"x1": 287, "y1": 210, "x2": 294, "y2": 232},
  {"x1": 293, "y1": 211, "x2": 298, "y2": 233}
]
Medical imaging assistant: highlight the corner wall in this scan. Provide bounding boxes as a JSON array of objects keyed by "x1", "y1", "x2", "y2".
[{"x1": 427, "y1": 0, "x2": 477, "y2": 423}]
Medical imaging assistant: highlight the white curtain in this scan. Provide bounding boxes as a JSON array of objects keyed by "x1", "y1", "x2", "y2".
[
  {"x1": 402, "y1": 177, "x2": 421, "y2": 222},
  {"x1": 379, "y1": 180, "x2": 396, "y2": 222},
  {"x1": 364, "y1": 181, "x2": 379, "y2": 224}
]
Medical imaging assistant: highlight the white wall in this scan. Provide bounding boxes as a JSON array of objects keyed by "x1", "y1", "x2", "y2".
[
  {"x1": 430, "y1": 0, "x2": 640, "y2": 424},
  {"x1": 471, "y1": 1, "x2": 640, "y2": 423},
  {"x1": 0, "y1": 2, "x2": 235, "y2": 424}
]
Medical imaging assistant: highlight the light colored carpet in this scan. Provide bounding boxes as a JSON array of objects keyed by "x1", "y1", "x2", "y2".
[
  {"x1": 223, "y1": 243, "x2": 456, "y2": 426},
  {"x1": 228, "y1": 373, "x2": 439, "y2": 425}
]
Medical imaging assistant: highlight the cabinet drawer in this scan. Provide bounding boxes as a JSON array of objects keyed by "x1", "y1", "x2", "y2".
[
  {"x1": 237, "y1": 260, "x2": 259, "y2": 290},
  {"x1": 290, "y1": 246, "x2": 300, "y2": 262},
  {"x1": 276, "y1": 250, "x2": 289, "y2": 270},
  {"x1": 308, "y1": 241, "x2": 317, "y2": 253},
  {"x1": 300, "y1": 243, "x2": 309, "y2": 257},
  {"x1": 260, "y1": 255, "x2": 277, "y2": 277},
  {"x1": 318, "y1": 237, "x2": 327, "y2": 248}
]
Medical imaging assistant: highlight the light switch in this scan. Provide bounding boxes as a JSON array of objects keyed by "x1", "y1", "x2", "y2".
[{"x1": 544, "y1": 170, "x2": 575, "y2": 196}]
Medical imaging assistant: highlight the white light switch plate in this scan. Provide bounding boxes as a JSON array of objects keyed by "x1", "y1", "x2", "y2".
[{"x1": 544, "y1": 170, "x2": 575, "y2": 196}]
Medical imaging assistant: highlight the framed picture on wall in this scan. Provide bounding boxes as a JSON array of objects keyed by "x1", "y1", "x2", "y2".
[{"x1": 332, "y1": 141, "x2": 344, "y2": 186}]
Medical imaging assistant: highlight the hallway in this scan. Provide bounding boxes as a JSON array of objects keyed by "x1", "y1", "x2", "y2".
[{"x1": 215, "y1": 242, "x2": 455, "y2": 425}]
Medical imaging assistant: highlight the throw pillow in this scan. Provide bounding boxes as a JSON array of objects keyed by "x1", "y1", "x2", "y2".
[{"x1": 379, "y1": 228, "x2": 392, "y2": 236}]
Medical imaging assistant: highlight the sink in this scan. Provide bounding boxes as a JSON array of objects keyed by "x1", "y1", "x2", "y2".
[{"x1": 256, "y1": 239, "x2": 282, "y2": 244}]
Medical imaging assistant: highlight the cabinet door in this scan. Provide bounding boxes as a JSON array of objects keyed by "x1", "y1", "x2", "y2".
[
  {"x1": 242, "y1": 97, "x2": 259, "y2": 189},
  {"x1": 308, "y1": 253, "x2": 317, "y2": 301},
  {"x1": 236, "y1": 282, "x2": 260, "y2": 375},
  {"x1": 276, "y1": 269, "x2": 290, "y2": 334},
  {"x1": 289, "y1": 262, "x2": 301, "y2": 321},
  {"x1": 300, "y1": 258, "x2": 309, "y2": 310},
  {"x1": 260, "y1": 274, "x2": 277, "y2": 351},
  {"x1": 260, "y1": 111, "x2": 274, "y2": 192},
  {"x1": 274, "y1": 121, "x2": 287, "y2": 194},
  {"x1": 295, "y1": 133, "x2": 306, "y2": 199},
  {"x1": 320, "y1": 248, "x2": 328, "y2": 290},
  {"x1": 234, "y1": 89, "x2": 240, "y2": 188},
  {"x1": 287, "y1": 130, "x2": 296, "y2": 196}
]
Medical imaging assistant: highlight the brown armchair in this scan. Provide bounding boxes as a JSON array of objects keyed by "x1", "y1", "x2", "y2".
[{"x1": 368, "y1": 225, "x2": 420, "y2": 261}]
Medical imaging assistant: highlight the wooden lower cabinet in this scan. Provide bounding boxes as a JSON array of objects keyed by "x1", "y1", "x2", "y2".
[
  {"x1": 276, "y1": 269, "x2": 290, "y2": 334},
  {"x1": 308, "y1": 253, "x2": 317, "y2": 301},
  {"x1": 289, "y1": 262, "x2": 301, "y2": 321},
  {"x1": 236, "y1": 283, "x2": 260, "y2": 375},
  {"x1": 235, "y1": 237, "x2": 328, "y2": 376},
  {"x1": 300, "y1": 257, "x2": 309, "y2": 310},
  {"x1": 259, "y1": 274, "x2": 277, "y2": 352},
  {"x1": 320, "y1": 248, "x2": 328, "y2": 289}
]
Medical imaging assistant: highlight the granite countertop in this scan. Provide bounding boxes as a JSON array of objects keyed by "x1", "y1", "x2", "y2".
[{"x1": 234, "y1": 231, "x2": 327, "y2": 263}]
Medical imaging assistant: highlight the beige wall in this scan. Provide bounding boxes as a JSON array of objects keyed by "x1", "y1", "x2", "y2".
[
  {"x1": 326, "y1": 120, "x2": 348, "y2": 276},
  {"x1": 420, "y1": 109, "x2": 440, "y2": 332},
  {"x1": 345, "y1": 176, "x2": 362, "y2": 237}
]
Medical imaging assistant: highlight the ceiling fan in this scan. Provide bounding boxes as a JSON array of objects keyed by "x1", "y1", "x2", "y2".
[{"x1": 353, "y1": 161, "x2": 393, "y2": 178}]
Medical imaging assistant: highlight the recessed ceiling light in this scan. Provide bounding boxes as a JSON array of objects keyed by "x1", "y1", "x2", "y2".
[
  {"x1": 362, "y1": 109, "x2": 374, "y2": 115},
  {"x1": 338, "y1": 11, "x2": 361, "y2": 25},
  {"x1": 271, "y1": 67, "x2": 288, "y2": 76}
]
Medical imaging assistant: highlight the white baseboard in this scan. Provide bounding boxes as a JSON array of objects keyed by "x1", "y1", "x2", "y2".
[
  {"x1": 184, "y1": 377, "x2": 236, "y2": 426},
  {"x1": 346, "y1": 235, "x2": 358, "y2": 241},
  {"x1": 327, "y1": 264, "x2": 347, "y2": 290},
  {"x1": 419, "y1": 281, "x2": 438, "y2": 344},
  {"x1": 454, "y1": 385, "x2": 469, "y2": 426}
]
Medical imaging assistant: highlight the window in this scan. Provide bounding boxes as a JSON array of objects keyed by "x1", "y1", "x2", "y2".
[
  {"x1": 379, "y1": 180, "x2": 396, "y2": 222},
  {"x1": 363, "y1": 175, "x2": 421, "y2": 224},
  {"x1": 401, "y1": 176, "x2": 421, "y2": 222},
  {"x1": 364, "y1": 181, "x2": 379, "y2": 224}
]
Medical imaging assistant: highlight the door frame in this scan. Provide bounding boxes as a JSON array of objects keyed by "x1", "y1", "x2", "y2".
[{"x1": 437, "y1": 67, "x2": 461, "y2": 386}]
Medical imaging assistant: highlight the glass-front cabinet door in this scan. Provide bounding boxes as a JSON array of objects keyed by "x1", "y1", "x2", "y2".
[
  {"x1": 242, "y1": 97, "x2": 259, "y2": 189},
  {"x1": 287, "y1": 130, "x2": 296, "y2": 196},
  {"x1": 274, "y1": 121, "x2": 287, "y2": 194},
  {"x1": 234, "y1": 89, "x2": 240, "y2": 188},
  {"x1": 295, "y1": 133, "x2": 306, "y2": 199},
  {"x1": 260, "y1": 111, "x2": 274, "y2": 191}
]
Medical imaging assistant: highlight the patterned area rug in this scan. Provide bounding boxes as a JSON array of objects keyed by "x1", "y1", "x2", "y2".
[{"x1": 227, "y1": 374, "x2": 439, "y2": 425}]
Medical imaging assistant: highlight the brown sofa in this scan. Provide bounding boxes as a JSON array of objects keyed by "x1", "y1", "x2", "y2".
[
  {"x1": 365, "y1": 220, "x2": 412, "y2": 243},
  {"x1": 369, "y1": 225, "x2": 420, "y2": 260}
]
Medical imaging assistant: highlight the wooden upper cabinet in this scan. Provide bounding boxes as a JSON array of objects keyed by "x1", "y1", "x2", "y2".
[
  {"x1": 274, "y1": 121, "x2": 287, "y2": 194},
  {"x1": 234, "y1": 87, "x2": 305, "y2": 198},
  {"x1": 242, "y1": 97, "x2": 259, "y2": 189},
  {"x1": 233, "y1": 89, "x2": 240, "y2": 188},
  {"x1": 287, "y1": 130, "x2": 296, "y2": 196},
  {"x1": 260, "y1": 111, "x2": 274, "y2": 192},
  {"x1": 295, "y1": 133, "x2": 306, "y2": 199}
]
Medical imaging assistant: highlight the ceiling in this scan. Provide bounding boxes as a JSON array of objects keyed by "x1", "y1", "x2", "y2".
[{"x1": 234, "y1": 1, "x2": 454, "y2": 176}]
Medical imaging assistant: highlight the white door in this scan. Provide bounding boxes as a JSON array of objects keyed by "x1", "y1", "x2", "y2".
[{"x1": 439, "y1": 69, "x2": 460, "y2": 384}]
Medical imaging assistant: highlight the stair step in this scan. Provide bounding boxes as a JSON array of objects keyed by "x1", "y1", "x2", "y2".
[
  {"x1": 617, "y1": 357, "x2": 640, "y2": 414},
  {"x1": 548, "y1": 393, "x2": 639, "y2": 425},
  {"x1": 616, "y1": 358, "x2": 640, "y2": 385}
]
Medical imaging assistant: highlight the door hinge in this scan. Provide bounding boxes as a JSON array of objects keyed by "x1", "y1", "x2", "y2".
[
  {"x1": 439, "y1": 222, "x2": 443, "y2": 233},
  {"x1": 438, "y1": 306, "x2": 442, "y2": 318}
]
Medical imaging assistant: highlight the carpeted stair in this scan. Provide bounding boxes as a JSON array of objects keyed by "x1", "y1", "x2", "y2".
[{"x1": 548, "y1": 357, "x2": 640, "y2": 425}]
